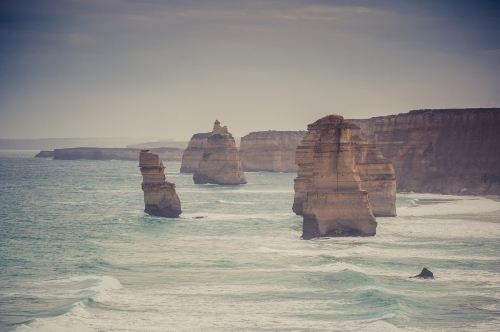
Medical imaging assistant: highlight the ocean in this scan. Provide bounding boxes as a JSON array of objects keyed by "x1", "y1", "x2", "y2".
[{"x1": 1, "y1": 152, "x2": 499, "y2": 331}]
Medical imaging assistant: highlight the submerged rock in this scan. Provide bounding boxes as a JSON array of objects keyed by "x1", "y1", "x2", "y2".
[
  {"x1": 139, "y1": 150, "x2": 182, "y2": 218},
  {"x1": 193, "y1": 120, "x2": 247, "y2": 185},
  {"x1": 411, "y1": 268, "x2": 435, "y2": 279},
  {"x1": 294, "y1": 115, "x2": 377, "y2": 239}
]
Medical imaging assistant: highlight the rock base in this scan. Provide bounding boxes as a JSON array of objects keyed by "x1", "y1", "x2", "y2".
[{"x1": 302, "y1": 191, "x2": 377, "y2": 239}]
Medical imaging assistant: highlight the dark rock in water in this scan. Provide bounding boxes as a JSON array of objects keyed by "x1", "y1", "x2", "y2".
[
  {"x1": 192, "y1": 216, "x2": 207, "y2": 219},
  {"x1": 411, "y1": 267, "x2": 434, "y2": 279}
]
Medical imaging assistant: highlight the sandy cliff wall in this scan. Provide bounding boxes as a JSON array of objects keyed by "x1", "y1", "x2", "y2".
[
  {"x1": 350, "y1": 108, "x2": 500, "y2": 195},
  {"x1": 52, "y1": 147, "x2": 183, "y2": 161},
  {"x1": 180, "y1": 133, "x2": 211, "y2": 173},
  {"x1": 239, "y1": 131, "x2": 306, "y2": 172}
]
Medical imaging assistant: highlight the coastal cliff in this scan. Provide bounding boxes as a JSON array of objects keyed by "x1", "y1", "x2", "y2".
[
  {"x1": 353, "y1": 135, "x2": 397, "y2": 217},
  {"x1": 48, "y1": 147, "x2": 183, "y2": 161},
  {"x1": 34, "y1": 151, "x2": 55, "y2": 158},
  {"x1": 350, "y1": 108, "x2": 500, "y2": 195},
  {"x1": 239, "y1": 131, "x2": 306, "y2": 172},
  {"x1": 139, "y1": 150, "x2": 181, "y2": 218},
  {"x1": 295, "y1": 115, "x2": 377, "y2": 239},
  {"x1": 193, "y1": 121, "x2": 247, "y2": 185},
  {"x1": 180, "y1": 133, "x2": 211, "y2": 173}
]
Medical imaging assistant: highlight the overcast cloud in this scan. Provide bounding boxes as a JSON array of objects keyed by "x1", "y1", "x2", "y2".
[{"x1": 1, "y1": 0, "x2": 499, "y2": 140}]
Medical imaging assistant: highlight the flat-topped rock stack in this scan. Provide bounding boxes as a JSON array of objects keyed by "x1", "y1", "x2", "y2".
[
  {"x1": 139, "y1": 150, "x2": 182, "y2": 218},
  {"x1": 239, "y1": 131, "x2": 306, "y2": 172},
  {"x1": 193, "y1": 120, "x2": 247, "y2": 185},
  {"x1": 294, "y1": 115, "x2": 378, "y2": 239},
  {"x1": 180, "y1": 132, "x2": 211, "y2": 173}
]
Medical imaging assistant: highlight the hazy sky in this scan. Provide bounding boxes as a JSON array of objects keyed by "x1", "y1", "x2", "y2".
[{"x1": 1, "y1": 0, "x2": 499, "y2": 140}]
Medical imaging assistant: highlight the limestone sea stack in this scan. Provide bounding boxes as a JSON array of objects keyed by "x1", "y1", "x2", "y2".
[
  {"x1": 294, "y1": 115, "x2": 377, "y2": 239},
  {"x1": 139, "y1": 150, "x2": 181, "y2": 217},
  {"x1": 239, "y1": 131, "x2": 306, "y2": 172},
  {"x1": 180, "y1": 133, "x2": 211, "y2": 173},
  {"x1": 293, "y1": 116, "x2": 396, "y2": 218},
  {"x1": 193, "y1": 120, "x2": 247, "y2": 185}
]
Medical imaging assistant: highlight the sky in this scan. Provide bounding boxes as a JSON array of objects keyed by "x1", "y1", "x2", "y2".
[{"x1": 1, "y1": 0, "x2": 499, "y2": 140}]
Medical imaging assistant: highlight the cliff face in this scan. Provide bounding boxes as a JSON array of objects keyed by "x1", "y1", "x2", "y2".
[
  {"x1": 294, "y1": 115, "x2": 377, "y2": 239},
  {"x1": 51, "y1": 147, "x2": 183, "y2": 161},
  {"x1": 350, "y1": 108, "x2": 500, "y2": 195},
  {"x1": 353, "y1": 136, "x2": 397, "y2": 217},
  {"x1": 239, "y1": 131, "x2": 306, "y2": 172},
  {"x1": 193, "y1": 121, "x2": 247, "y2": 185},
  {"x1": 139, "y1": 150, "x2": 181, "y2": 218},
  {"x1": 180, "y1": 133, "x2": 211, "y2": 173}
]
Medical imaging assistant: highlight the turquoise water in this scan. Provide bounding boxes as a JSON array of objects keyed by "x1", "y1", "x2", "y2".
[{"x1": 1, "y1": 154, "x2": 499, "y2": 331}]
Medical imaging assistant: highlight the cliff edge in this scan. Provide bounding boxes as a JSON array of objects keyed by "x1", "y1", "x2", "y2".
[
  {"x1": 239, "y1": 131, "x2": 306, "y2": 172},
  {"x1": 350, "y1": 108, "x2": 500, "y2": 195}
]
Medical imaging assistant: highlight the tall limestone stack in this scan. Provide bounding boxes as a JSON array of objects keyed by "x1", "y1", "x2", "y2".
[
  {"x1": 352, "y1": 133, "x2": 397, "y2": 217},
  {"x1": 293, "y1": 115, "x2": 377, "y2": 239},
  {"x1": 180, "y1": 132, "x2": 211, "y2": 173},
  {"x1": 239, "y1": 131, "x2": 306, "y2": 172},
  {"x1": 139, "y1": 150, "x2": 182, "y2": 217},
  {"x1": 193, "y1": 120, "x2": 247, "y2": 185}
]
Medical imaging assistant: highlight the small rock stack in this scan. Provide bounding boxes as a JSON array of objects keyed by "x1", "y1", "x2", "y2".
[
  {"x1": 294, "y1": 115, "x2": 388, "y2": 239},
  {"x1": 193, "y1": 120, "x2": 247, "y2": 185},
  {"x1": 139, "y1": 150, "x2": 182, "y2": 217}
]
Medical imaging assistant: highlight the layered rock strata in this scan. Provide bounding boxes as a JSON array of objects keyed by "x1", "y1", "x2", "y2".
[
  {"x1": 180, "y1": 133, "x2": 211, "y2": 173},
  {"x1": 303, "y1": 191, "x2": 377, "y2": 239},
  {"x1": 293, "y1": 116, "x2": 396, "y2": 217},
  {"x1": 139, "y1": 150, "x2": 181, "y2": 218},
  {"x1": 350, "y1": 108, "x2": 500, "y2": 195},
  {"x1": 193, "y1": 121, "x2": 247, "y2": 185},
  {"x1": 50, "y1": 147, "x2": 183, "y2": 161},
  {"x1": 294, "y1": 115, "x2": 377, "y2": 238},
  {"x1": 352, "y1": 136, "x2": 397, "y2": 217},
  {"x1": 239, "y1": 131, "x2": 306, "y2": 172}
]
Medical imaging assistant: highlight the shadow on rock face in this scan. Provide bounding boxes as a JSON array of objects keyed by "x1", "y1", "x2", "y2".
[{"x1": 410, "y1": 267, "x2": 434, "y2": 279}]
